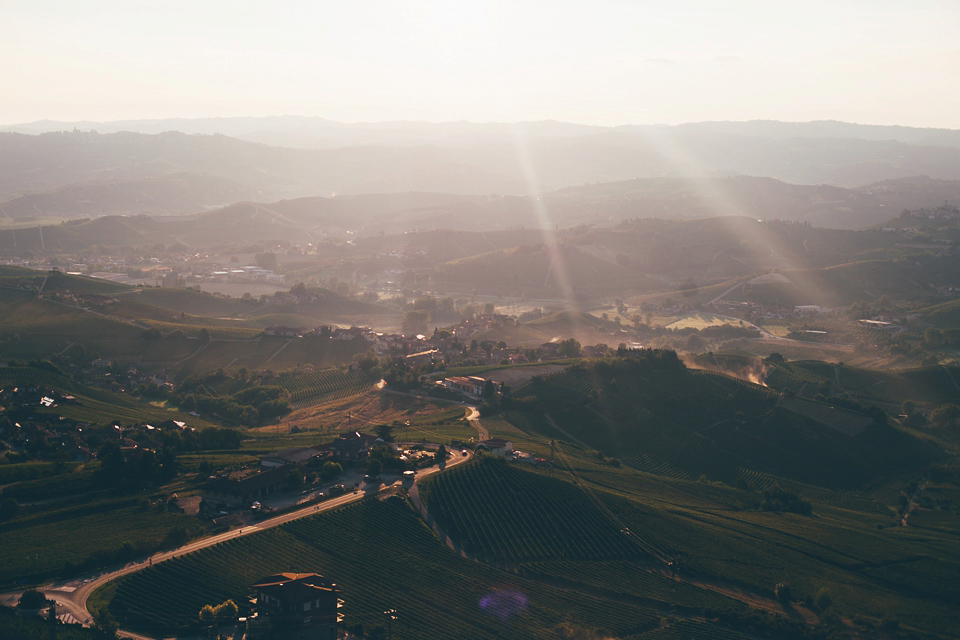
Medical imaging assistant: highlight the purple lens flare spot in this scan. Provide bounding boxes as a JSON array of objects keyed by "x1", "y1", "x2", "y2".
[{"x1": 479, "y1": 589, "x2": 527, "y2": 621}]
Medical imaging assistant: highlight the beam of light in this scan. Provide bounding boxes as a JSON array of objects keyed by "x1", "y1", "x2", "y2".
[
  {"x1": 636, "y1": 127, "x2": 835, "y2": 306},
  {"x1": 509, "y1": 123, "x2": 582, "y2": 337}
]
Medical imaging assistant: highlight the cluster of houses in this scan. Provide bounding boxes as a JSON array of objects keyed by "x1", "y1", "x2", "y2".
[
  {"x1": 202, "y1": 430, "x2": 384, "y2": 508},
  {"x1": 451, "y1": 313, "x2": 518, "y2": 340},
  {"x1": 205, "y1": 264, "x2": 283, "y2": 284},
  {"x1": 0, "y1": 385, "x2": 92, "y2": 462},
  {"x1": 263, "y1": 322, "x2": 535, "y2": 368}
]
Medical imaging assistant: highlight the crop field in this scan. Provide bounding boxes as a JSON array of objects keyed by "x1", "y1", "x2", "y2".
[
  {"x1": 419, "y1": 458, "x2": 646, "y2": 562},
  {"x1": 785, "y1": 316, "x2": 888, "y2": 345},
  {"x1": 515, "y1": 361, "x2": 940, "y2": 496},
  {"x1": 258, "y1": 337, "x2": 369, "y2": 372},
  {"x1": 479, "y1": 440, "x2": 960, "y2": 636},
  {"x1": 99, "y1": 497, "x2": 666, "y2": 639},
  {"x1": 777, "y1": 361, "x2": 960, "y2": 407},
  {"x1": 117, "y1": 288, "x2": 245, "y2": 317},
  {"x1": 0, "y1": 289, "x2": 145, "y2": 359},
  {"x1": 0, "y1": 494, "x2": 203, "y2": 589},
  {"x1": 584, "y1": 483, "x2": 960, "y2": 636},
  {"x1": 0, "y1": 266, "x2": 129, "y2": 295},
  {"x1": 665, "y1": 312, "x2": 741, "y2": 330},
  {"x1": 522, "y1": 561, "x2": 741, "y2": 612},
  {"x1": 275, "y1": 368, "x2": 374, "y2": 409}
]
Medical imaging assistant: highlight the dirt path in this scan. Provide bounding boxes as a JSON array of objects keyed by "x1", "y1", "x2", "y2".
[{"x1": 465, "y1": 406, "x2": 488, "y2": 440}]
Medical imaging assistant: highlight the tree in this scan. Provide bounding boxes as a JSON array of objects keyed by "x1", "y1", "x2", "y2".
[
  {"x1": 764, "y1": 352, "x2": 785, "y2": 365},
  {"x1": 367, "y1": 458, "x2": 383, "y2": 477},
  {"x1": 321, "y1": 461, "x2": 343, "y2": 481},
  {"x1": 18, "y1": 589, "x2": 47, "y2": 609},
  {"x1": 482, "y1": 379, "x2": 497, "y2": 400},
  {"x1": 775, "y1": 582, "x2": 792, "y2": 604},
  {"x1": 285, "y1": 468, "x2": 304, "y2": 489},
  {"x1": 402, "y1": 310, "x2": 430, "y2": 335},
  {"x1": 931, "y1": 403, "x2": 960, "y2": 429},
  {"x1": 199, "y1": 604, "x2": 216, "y2": 627},
  {"x1": 375, "y1": 424, "x2": 394, "y2": 442},
  {"x1": 215, "y1": 599, "x2": 238, "y2": 623},
  {"x1": 93, "y1": 608, "x2": 119, "y2": 639},
  {"x1": 558, "y1": 338, "x2": 581, "y2": 358},
  {"x1": 435, "y1": 444, "x2": 447, "y2": 465}
]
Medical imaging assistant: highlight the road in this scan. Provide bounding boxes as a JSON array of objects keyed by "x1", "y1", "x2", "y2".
[{"x1": 1, "y1": 446, "x2": 473, "y2": 637}]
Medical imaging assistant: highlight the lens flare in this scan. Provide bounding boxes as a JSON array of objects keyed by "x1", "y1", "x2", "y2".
[{"x1": 479, "y1": 589, "x2": 527, "y2": 621}]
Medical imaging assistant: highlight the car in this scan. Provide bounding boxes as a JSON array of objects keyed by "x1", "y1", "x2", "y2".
[
  {"x1": 462, "y1": 450, "x2": 468, "y2": 456},
  {"x1": 329, "y1": 484, "x2": 345, "y2": 496}
]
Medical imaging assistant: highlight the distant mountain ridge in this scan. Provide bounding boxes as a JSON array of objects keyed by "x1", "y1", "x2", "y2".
[
  {"x1": 4, "y1": 120, "x2": 960, "y2": 222},
  {"x1": 4, "y1": 116, "x2": 959, "y2": 148}
]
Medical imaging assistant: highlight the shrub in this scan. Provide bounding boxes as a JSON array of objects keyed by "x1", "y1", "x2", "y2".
[
  {"x1": 774, "y1": 582, "x2": 792, "y2": 604},
  {"x1": 18, "y1": 589, "x2": 46, "y2": 609}
]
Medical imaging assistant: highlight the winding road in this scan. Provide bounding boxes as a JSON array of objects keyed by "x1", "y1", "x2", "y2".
[{"x1": 0, "y1": 417, "x2": 478, "y2": 637}]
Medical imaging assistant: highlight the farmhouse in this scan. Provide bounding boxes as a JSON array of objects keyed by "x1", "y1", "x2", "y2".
[
  {"x1": 261, "y1": 446, "x2": 325, "y2": 468},
  {"x1": 202, "y1": 467, "x2": 287, "y2": 507},
  {"x1": 442, "y1": 375, "x2": 486, "y2": 398},
  {"x1": 251, "y1": 572, "x2": 343, "y2": 640},
  {"x1": 476, "y1": 437, "x2": 513, "y2": 457},
  {"x1": 319, "y1": 431, "x2": 379, "y2": 462}
]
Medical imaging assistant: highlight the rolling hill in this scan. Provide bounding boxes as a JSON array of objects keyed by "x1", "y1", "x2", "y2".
[{"x1": 510, "y1": 355, "x2": 942, "y2": 492}]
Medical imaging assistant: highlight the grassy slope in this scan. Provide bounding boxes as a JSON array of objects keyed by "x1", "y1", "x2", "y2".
[
  {"x1": 0, "y1": 288, "x2": 144, "y2": 360},
  {"x1": 0, "y1": 365, "x2": 215, "y2": 427},
  {"x1": 478, "y1": 419, "x2": 960, "y2": 638}
]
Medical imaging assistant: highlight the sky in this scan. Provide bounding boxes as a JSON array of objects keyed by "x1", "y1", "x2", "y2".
[{"x1": 2, "y1": 0, "x2": 960, "y2": 128}]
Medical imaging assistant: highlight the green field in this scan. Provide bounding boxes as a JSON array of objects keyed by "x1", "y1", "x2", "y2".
[
  {"x1": 0, "y1": 490, "x2": 204, "y2": 589},
  {"x1": 0, "y1": 288, "x2": 145, "y2": 360},
  {"x1": 426, "y1": 445, "x2": 960, "y2": 637}
]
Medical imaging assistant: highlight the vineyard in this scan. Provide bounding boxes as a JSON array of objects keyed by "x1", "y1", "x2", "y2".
[
  {"x1": 274, "y1": 368, "x2": 374, "y2": 408},
  {"x1": 771, "y1": 361, "x2": 960, "y2": 407},
  {"x1": 509, "y1": 360, "x2": 939, "y2": 495},
  {"x1": 101, "y1": 497, "x2": 666, "y2": 639},
  {"x1": 189, "y1": 367, "x2": 374, "y2": 410},
  {"x1": 522, "y1": 561, "x2": 741, "y2": 613},
  {"x1": 0, "y1": 494, "x2": 203, "y2": 589},
  {"x1": 419, "y1": 458, "x2": 647, "y2": 563}
]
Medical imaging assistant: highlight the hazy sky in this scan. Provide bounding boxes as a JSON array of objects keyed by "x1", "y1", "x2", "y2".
[{"x1": 3, "y1": 0, "x2": 959, "y2": 127}]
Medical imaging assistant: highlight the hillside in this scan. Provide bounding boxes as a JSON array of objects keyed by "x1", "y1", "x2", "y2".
[
  {"x1": 436, "y1": 242, "x2": 655, "y2": 298},
  {"x1": 509, "y1": 355, "x2": 942, "y2": 492},
  {"x1": 0, "y1": 173, "x2": 257, "y2": 220},
  {"x1": 4, "y1": 127, "x2": 960, "y2": 224}
]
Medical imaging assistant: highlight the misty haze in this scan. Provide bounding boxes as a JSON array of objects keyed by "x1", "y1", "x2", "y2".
[{"x1": 1, "y1": 2, "x2": 960, "y2": 640}]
